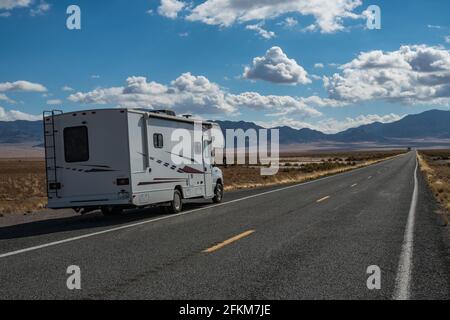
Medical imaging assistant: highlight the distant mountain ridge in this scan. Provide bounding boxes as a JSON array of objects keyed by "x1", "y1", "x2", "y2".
[
  {"x1": 351, "y1": 110, "x2": 450, "y2": 139},
  {"x1": 0, "y1": 120, "x2": 43, "y2": 144},
  {"x1": 1, "y1": 109, "x2": 450, "y2": 145},
  {"x1": 216, "y1": 109, "x2": 450, "y2": 144}
]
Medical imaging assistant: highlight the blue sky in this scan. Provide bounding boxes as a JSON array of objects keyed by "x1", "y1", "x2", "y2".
[{"x1": 0, "y1": 0, "x2": 449, "y2": 133}]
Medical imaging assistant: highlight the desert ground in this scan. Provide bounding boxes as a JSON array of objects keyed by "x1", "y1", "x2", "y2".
[
  {"x1": 0, "y1": 143, "x2": 44, "y2": 158},
  {"x1": 0, "y1": 158, "x2": 46, "y2": 216},
  {"x1": 418, "y1": 150, "x2": 450, "y2": 224}
]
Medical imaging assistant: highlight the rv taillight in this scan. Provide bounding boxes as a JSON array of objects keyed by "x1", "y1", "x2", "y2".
[
  {"x1": 49, "y1": 182, "x2": 61, "y2": 190},
  {"x1": 116, "y1": 178, "x2": 130, "y2": 186}
]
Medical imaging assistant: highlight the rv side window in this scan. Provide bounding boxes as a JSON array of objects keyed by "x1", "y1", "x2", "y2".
[
  {"x1": 63, "y1": 126, "x2": 89, "y2": 163},
  {"x1": 153, "y1": 133, "x2": 163, "y2": 148}
]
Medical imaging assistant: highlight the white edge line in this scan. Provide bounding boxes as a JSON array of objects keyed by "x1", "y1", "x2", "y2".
[
  {"x1": 392, "y1": 152, "x2": 418, "y2": 300},
  {"x1": 316, "y1": 196, "x2": 330, "y2": 203},
  {"x1": 0, "y1": 153, "x2": 407, "y2": 259}
]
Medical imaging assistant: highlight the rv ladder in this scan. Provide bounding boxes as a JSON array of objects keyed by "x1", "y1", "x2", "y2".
[{"x1": 43, "y1": 110, "x2": 63, "y2": 198}]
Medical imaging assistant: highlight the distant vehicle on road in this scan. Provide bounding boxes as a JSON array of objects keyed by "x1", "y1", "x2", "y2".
[{"x1": 43, "y1": 108, "x2": 224, "y2": 216}]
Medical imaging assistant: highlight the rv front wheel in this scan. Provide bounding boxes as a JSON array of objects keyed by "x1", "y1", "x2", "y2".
[
  {"x1": 166, "y1": 190, "x2": 183, "y2": 214},
  {"x1": 213, "y1": 182, "x2": 224, "y2": 203}
]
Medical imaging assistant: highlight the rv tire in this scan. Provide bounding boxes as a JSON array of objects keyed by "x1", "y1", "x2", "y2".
[
  {"x1": 213, "y1": 182, "x2": 224, "y2": 203},
  {"x1": 166, "y1": 189, "x2": 183, "y2": 214}
]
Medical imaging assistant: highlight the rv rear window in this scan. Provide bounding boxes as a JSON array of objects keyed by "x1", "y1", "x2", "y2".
[
  {"x1": 153, "y1": 133, "x2": 163, "y2": 148},
  {"x1": 63, "y1": 126, "x2": 89, "y2": 163}
]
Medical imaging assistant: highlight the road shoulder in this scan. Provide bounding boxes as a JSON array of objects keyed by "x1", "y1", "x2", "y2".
[{"x1": 411, "y1": 167, "x2": 450, "y2": 299}]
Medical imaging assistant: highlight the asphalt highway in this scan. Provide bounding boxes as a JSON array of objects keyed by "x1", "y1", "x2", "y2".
[{"x1": 0, "y1": 151, "x2": 449, "y2": 299}]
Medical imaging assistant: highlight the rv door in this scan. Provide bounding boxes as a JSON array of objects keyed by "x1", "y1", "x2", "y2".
[{"x1": 202, "y1": 137, "x2": 214, "y2": 198}]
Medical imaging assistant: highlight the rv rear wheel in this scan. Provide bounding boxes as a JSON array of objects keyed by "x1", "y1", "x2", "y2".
[
  {"x1": 213, "y1": 182, "x2": 224, "y2": 203},
  {"x1": 101, "y1": 206, "x2": 123, "y2": 216},
  {"x1": 166, "y1": 190, "x2": 183, "y2": 214}
]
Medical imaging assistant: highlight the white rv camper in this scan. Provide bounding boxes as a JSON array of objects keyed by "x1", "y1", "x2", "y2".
[{"x1": 43, "y1": 108, "x2": 224, "y2": 215}]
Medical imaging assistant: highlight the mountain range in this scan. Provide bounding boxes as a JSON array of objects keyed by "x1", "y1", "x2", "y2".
[
  {"x1": 215, "y1": 109, "x2": 450, "y2": 145},
  {"x1": 1, "y1": 109, "x2": 450, "y2": 146},
  {"x1": 0, "y1": 120, "x2": 43, "y2": 144}
]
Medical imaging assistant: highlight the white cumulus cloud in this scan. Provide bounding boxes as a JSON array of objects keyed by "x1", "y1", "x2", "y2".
[
  {"x1": 299, "y1": 95, "x2": 347, "y2": 108},
  {"x1": 324, "y1": 45, "x2": 450, "y2": 106},
  {"x1": 0, "y1": 106, "x2": 41, "y2": 121},
  {"x1": 186, "y1": 0, "x2": 363, "y2": 33},
  {"x1": 0, "y1": 80, "x2": 47, "y2": 92},
  {"x1": 0, "y1": 93, "x2": 16, "y2": 103},
  {"x1": 157, "y1": 0, "x2": 186, "y2": 19},
  {"x1": 29, "y1": 0, "x2": 50, "y2": 16},
  {"x1": 258, "y1": 113, "x2": 404, "y2": 134},
  {"x1": 69, "y1": 73, "x2": 235, "y2": 115},
  {"x1": 68, "y1": 72, "x2": 321, "y2": 118},
  {"x1": 0, "y1": 0, "x2": 32, "y2": 10},
  {"x1": 227, "y1": 92, "x2": 322, "y2": 117},
  {"x1": 0, "y1": 0, "x2": 50, "y2": 16},
  {"x1": 278, "y1": 17, "x2": 298, "y2": 28},
  {"x1": 62, "y1": 86, "x2": 74, "y2": 92},
  {"x1": 245, "y1": 23, "x2": 276, "y2": 39},
  {"x1": 243, "y1": 46, "x2": 311, "y2": 85}
]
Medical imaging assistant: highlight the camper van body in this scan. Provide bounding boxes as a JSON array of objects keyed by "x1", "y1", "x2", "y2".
[{"x1": 43, "y1": 108, "x2": 223, "y2": 213}]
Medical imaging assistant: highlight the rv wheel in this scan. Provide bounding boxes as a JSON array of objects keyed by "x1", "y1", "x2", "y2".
[
  {"x1": 166, "y1": 190, "x2": 183, "y2": 214},
  {"x1": 213, "y1": 183, "x2": 224, "y2": 203},
  {"x1": 101, "y1": 206, "x2": 123, "y2": 216}
]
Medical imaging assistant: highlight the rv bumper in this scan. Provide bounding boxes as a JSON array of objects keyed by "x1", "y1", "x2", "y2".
[{"x1": 47, "y1": 195, "x2": 132, "y2": 209}]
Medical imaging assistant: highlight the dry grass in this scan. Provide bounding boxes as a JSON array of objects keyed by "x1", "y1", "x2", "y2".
[
  {"x1": 0, "y1": 159, "x2": 46, "y2": 215},
  {"x1": 418, "y1": 150, "x2": 450, "y2": 224},
  {"x1": 0, "y1": 150, "x2": 405, "y2": 215},
  {"x1": 222, "y1": 150, "x2": 405, "y2": 191}
]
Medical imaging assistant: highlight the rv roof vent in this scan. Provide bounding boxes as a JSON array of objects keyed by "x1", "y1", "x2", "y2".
[
  {"x1": 182, "y1": 114, "x2": 192, "y2": 119},
  {"x1": 151, "y1": 109, "x2": 176, "y2": 116}
]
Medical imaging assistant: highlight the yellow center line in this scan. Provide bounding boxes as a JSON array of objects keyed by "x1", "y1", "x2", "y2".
[
  {"x1": 351, "y1": 183, "x2": 358, "y2": 188},
  {"x1": 203, "y1": 230, "x2": 255, "y2": 253},
  {"x1": 316, "y1": 196, "x2": 330, "y2": 203}
]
